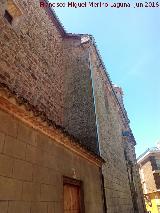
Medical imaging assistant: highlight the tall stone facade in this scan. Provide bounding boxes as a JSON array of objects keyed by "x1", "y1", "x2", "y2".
[
  {"x1": 63, "y1": 37, "x2": 98, "y2": 153},
  {"x1": 0, "y1": 0, "x2": 64, "y2": 126},
  {"x1": 0, "y1": 0, "x2": 99, "y2": 154},
  {"x1": 85, "y1": 40, "x2": 145, "y2": 212},
  {"x1": 0, "y1": 0, "x2": 145, "y2": 212},
  {"x1": 62, "y1": 34, "x2": 145, "y2": 212}
]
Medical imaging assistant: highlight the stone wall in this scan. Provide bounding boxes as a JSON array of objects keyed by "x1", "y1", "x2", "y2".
[
  {"x1": 63, "y1": 38, "x2": 98, "y2": 153},
  {"x1": 124, "y1": 140, "x2": 146, "y2": 212},
  {"x1": 0, "y1": 0, "x2": 64, "y2": 126},
  {"x1": 0, "y1": 108, "x2": 104, "y2": 213},
  {"x1": 91, "y1": 60, "x2": 133, "y2": 212},
  {"x1": 0, "y1": 0, "x2": 99, "y2": 154},
  {"x1": 0, "y1": 0, "x2": 145, "y2": 212},
  {"x1": 140, "y1": 158, "x2": 157, "y2": 194},
  {"x1": 89, "y1": 44, "x2": 145, "y2": 213}
]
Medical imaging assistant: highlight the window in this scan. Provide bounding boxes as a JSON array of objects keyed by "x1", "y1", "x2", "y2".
[
  {"x1": 156, "y1": 159, "x2": 160, "y2": 170},
  {"x1": 63, "y1": 176, "x2": 85, "y2": 213},
  {"x1": 141, "y1": 169, "x2": 145, "y2": 182},
  {"x1": 4, "y1": 0, "x2": 22, "y2": 24},
  {"x1": 143, "y1": 182, "x2": 147, "y2": 194},
  {"x1": 4, "y1": 10, "x2": 13, "y2": 24}
]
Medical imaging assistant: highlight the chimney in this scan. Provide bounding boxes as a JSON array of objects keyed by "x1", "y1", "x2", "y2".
[
  {"x1": 112, "y1": 84, "x2": 130, "y2": 124},
  {"x1": 112, "y1": 84, "x2": 124, "y2": 106},
  {"x1": 156, "y1": 140, "x2": 160, "y2": 150}
]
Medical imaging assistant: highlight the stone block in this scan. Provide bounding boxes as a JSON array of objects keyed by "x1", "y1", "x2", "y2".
[
  {"x1": 54, "y1": 202, "x2": 63, "y2": 213},
  {"x1": 8, "y1": 201, "x2": 30, "y2": 213},
  {"x1": 0, "y1": 110, "x2": 18, "y2": 138},
  {"x1": 36, "y1": 132, "x2": 49, "y2": 152},
  {"x1": 85, "y1": 202, "x2": 103, "y2": 213},
  {"x1": 3, "y1": 136, "x2": 26, "y2": 160},
  {"x1": 40, "y1": 184, "x2": 56, "y2": 201},
  {"x1": 26, "y1": 145, "x2": 43, "y2": 165},
  {"x1": 48, "y1": 202, "x2": 55, "y2": 213},
  {"x1": 12, "y1": 159, "x2": 33, "y2": 181},
  {"x1": 17, "y1": 122, "x2": 37, "y2": 146},
  {"x1": 0, "y1": 176, "x2": 22, "y2": 200},
  {"x1": 0, "y1": 154, "x2": 14, "y2": 177},
  {"x1": 33, "y1": 165, "x2": 57, "y2": 185},
  {"x1": 42, "y1": 153, "x2": 56, "y2": 169},
  {"x1": 0, "y1": 132, "x2": 5, "y2": 153},
  {"x1": 22, "y1": 182, "x2": 41, "y2": 201},
  {"x1": 26, "y1": 144, "x2": 55, "y2": 169},
  {"x1": 0, "y1": 201, "x2": 8, "y2": 213},
  {"x1": 30, "y1": 202, "x2": 48, "y2": 213}
]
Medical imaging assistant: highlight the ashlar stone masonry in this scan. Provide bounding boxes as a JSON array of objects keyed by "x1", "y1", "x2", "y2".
[{"x1": 0, "y1": 0, "x2": 145, "y2": 212}]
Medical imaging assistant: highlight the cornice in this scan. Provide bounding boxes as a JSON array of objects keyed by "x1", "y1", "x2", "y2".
[{"x1": 0, "y1": 85, "x2": 104, "y2": 167}]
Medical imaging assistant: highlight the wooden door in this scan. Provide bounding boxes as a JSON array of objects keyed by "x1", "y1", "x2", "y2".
[{"x1": 64, "y1": 183, "x2": 81, "y2": 213}]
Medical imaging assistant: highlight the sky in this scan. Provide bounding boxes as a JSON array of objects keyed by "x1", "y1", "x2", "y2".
[{"x1": 52, "y1": 0, "x2": 160, "y2": 157}]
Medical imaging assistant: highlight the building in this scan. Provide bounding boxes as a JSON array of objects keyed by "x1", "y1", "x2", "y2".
[
  {"x1": 0, "y1": 0, "x2": 145, "y2": 212},
  {"x1": 138, "y1": 146, "x2": 160, "y2": 213}
]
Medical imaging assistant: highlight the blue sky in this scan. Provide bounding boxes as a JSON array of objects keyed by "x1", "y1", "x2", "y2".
[{"x1": 52, "y1": 0, "x2": 160, "y2": 157}]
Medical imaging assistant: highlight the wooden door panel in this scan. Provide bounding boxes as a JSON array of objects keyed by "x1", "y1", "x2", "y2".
[
  {"x1": 64, "y1": 184, "x2": 80, "y2": 212},
  {"x1": 64, "y1": 211, "x2": 80, "y2": 213}
]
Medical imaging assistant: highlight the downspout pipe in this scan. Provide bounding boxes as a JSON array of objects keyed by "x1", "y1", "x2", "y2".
[
  {"x1": 87, "y1": 37, "x2": 107, "y2": 213},
  {"x1": 88, "y1": 39, "x2": 101, "y2": 155}
]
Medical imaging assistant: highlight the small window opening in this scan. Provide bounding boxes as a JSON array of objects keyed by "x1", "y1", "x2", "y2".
[
  {"x1": 4, "y1": 10, "x2": 13, "y2": 24},
  {"x1": 4, "y1": 0, "x2": 22, "y2": 25}
]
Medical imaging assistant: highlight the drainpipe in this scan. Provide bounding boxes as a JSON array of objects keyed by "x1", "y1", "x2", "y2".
[
  {"x1": 99, "y1": 167, "x2": 108, "y2": 213},
  {"x1": 87, "y1": 37, "x2": 107, "y2": 213},
  {"x1": 88, "y1": 38, "x2": 101, "y2": 155}
]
